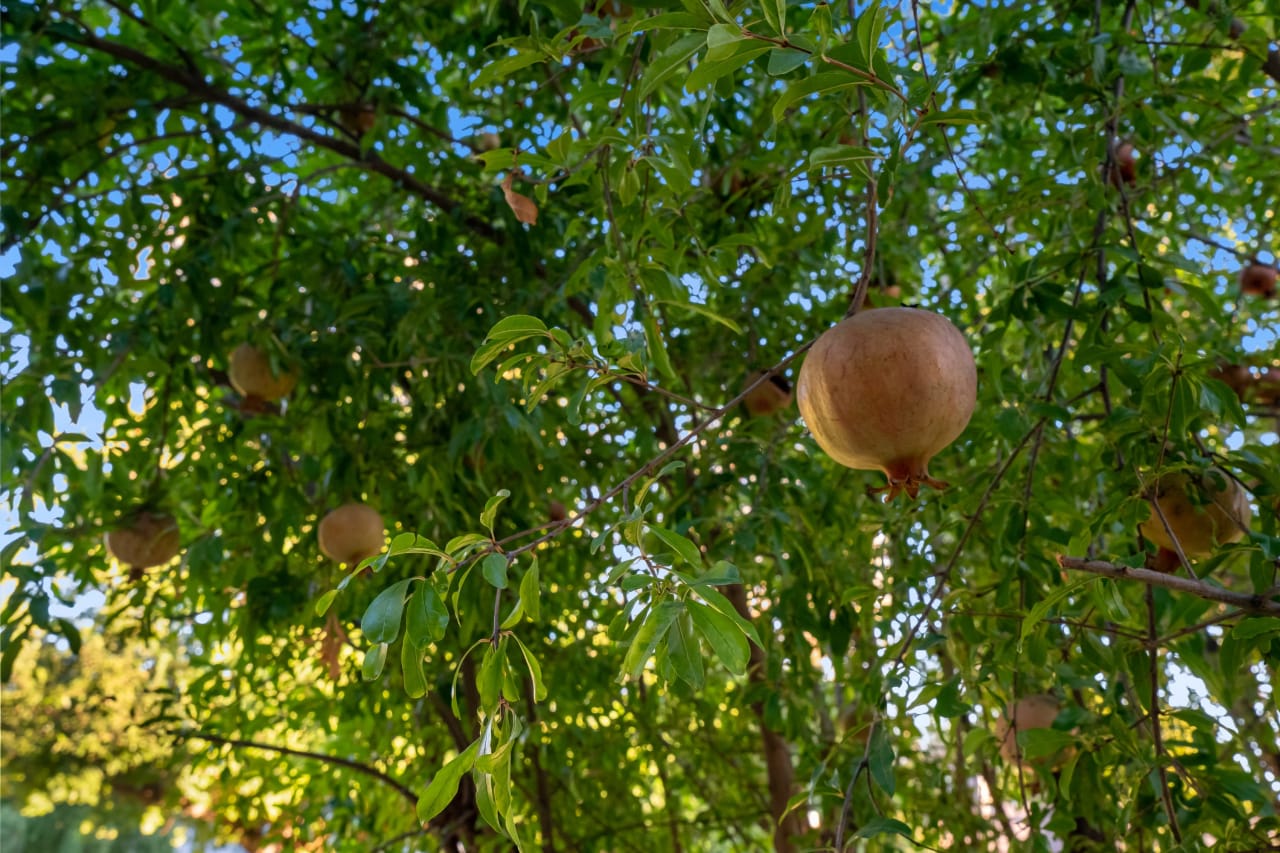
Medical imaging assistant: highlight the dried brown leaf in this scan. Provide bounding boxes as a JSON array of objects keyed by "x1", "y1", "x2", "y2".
[{"x1": 501, "y1": 172, "x2": 539, "y2": 225}]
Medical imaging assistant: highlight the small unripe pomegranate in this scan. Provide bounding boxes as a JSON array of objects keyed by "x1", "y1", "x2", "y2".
[
  {"x1": 797, "y1": 307, "x2": 977, "y2": 500},
  {"x1": 339, "y1": 104, "x2": 377, "y2": 135},
  {"x1": 229, "y1": 344, "x2": 298, "y2": 403},
  {"x1": 1139, "y1": 470, "x2": 1251, "y2": 558},
  {"x1": 1108, "y1": 142, "x2": 1137, "y2": 188},
  {"x1": 742, "y1": 370, "x2": 793, "y2": 417},
  {"x1": 548, "y1": 500, "x2": 568, "y2": 522},
  {"x1": 318, "y1": 503, "x2": 386, "y2": 565},
  {"x1": 106, "y1": 512, "x2": 181, "y2": 570},
  {"x1": 997, "y1": 694, "x2": 1066, "y2": 766},
  {"x1": 1240, "y1": 263, "x2": 1278, "y2": 299}
]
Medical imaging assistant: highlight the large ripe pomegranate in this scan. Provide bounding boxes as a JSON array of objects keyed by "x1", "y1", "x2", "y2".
[
  {"x1": 797, "y1": 307, "x2": 977, "y2": 499},
  {"x1": 1139, "y1": 469, "x2": 1251, "y2": 558},
  {"x1": 229, "y1": 343, "x2": 298, "y2": 403},
  {"x1": 318, "y1": 503, "x2": 386, "y2": 565},
  {"x1": 106, "y1": 511, "x2": 181, "y2": 570}
]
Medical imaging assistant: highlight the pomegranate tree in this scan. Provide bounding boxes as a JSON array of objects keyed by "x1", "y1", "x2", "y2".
[{"x1": 797, "y1": 307, "x2": 977, "y2": 499}]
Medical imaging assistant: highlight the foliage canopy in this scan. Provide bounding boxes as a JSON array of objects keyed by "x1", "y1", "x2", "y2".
[{"x1": 3, "y1": 0, "x2": 1279, "y2": 851}]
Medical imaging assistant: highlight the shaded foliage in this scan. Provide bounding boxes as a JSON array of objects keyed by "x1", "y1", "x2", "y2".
[{"x1": 2, "y1": 0, "x2": 1278, "y2": 851}]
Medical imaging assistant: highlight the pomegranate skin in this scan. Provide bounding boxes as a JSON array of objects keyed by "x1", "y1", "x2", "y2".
[
  {"x1": 318, "y1": 503, "x2": 386, "y2": 565},
  {"x1": 797, "y1": 307, "x2": 977, "y2": 499},
  {"x1": 1139, "y1": 470, "x2": 1250, "y2": 558}
]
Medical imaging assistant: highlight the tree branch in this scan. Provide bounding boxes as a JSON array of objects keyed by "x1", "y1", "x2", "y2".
[
  {"x1": 171, "y1": 730, "x2": 419, "y2": 805},
  {"x1": 723, "y1": 583, "x2": 801, "y2": 853},
  {"x1": 1057, "y1": 556, "x2": 1280, "y2": 614},
  {"x1": 49, "y1": 23, "x2": 500, "y2": 242}
]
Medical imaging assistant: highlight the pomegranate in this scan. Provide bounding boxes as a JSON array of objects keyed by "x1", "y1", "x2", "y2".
[
  {"x1": 548, "y1": 500, "x2": 568, "y2": 522},
  {"x1": 1208, "y1": 363, "x2": 1252, "y2": 400},
  {"x1": 318, "y1": 503, "x2": 386, "y2": 565},
  {"x1": 997, "y1": 694, "x2": 1068, "y2": 766},
  {"x1": 106, "y1": 511, "x2": 181, "y2": 570},
  {"x1": 1240, "y1": 263, "x2": 1278, "y2": 299},
  {"x1": 797, "y1": 307, "x2": 977, "y2": 499},
  {"x1": 742, "y1": 370, "x2": 793, "y2": 417},
  {"x1": 1108, "y1": 141, "x2": 1137, "y2": 188},
  {"x1": 229, "y1": 343, "x2": 298, "y2": 403},
  {"x1": 1139, "y1": 469, "x2": 1251, "y2": 559}
]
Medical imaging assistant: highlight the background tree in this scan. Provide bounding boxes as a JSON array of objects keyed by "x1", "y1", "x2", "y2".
[{"x1": 3, "y1": 1, "x2": 1278, "y2": 851}]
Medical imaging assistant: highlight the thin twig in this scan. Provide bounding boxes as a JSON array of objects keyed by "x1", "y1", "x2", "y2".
[{"x1": 170, "y1": 730, "x2": 419, "y2": 805}]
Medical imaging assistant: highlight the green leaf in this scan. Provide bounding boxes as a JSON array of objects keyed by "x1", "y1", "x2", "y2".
[
  {"x1": 1021, "y1": 575, "x2": 1098, "y2": 644},
  {"x1": 807, "y1": 145, "x2": 876, "y2": 179},
  {"x1": 314, "y1": 589, "x2": 338, "y2": 617},
  {"x1": 654, "y1": 299, "x2": 743, "y2": 334},
  {"x1": 867, "y1": 724, "x2": 895, "y2": 796},
  {"x1": 446, "y1": 533, "x2": 490, "y2": 556},
  {"x1": 642, "y1": 310, "x2": 676, "y2": 380},
  {"x1": 773, "y1": 71, "x2": 867, "y2": 124},
  {"x1": 706, "y1": 23, "x2": 745, "y2": 60},
  {"x1": 666, "y1": 608, "x2": 704, "y2": 688},
  {"x1": 854, "y1": 817, "x2": 913, "y2": 841},
  {"x1": 480, "y1": 489, "x2": 511, "y2": 533},
  {"x1": 918, "y1": 108, "x2": 988, "y2": 127},
  {"x1": 767, "y1": 48, "x2": 808, "y2": 76},
  {"x1": 855, "y1": 2, "x2": 886, "y2": 66},
  {"x1": 685, "y1": 42, "x2": 772, "y2": 91},
  {"x1": 1232, "y1": 617, "x2": 1280, "y2": 641},
  {"x1": 401, "y1": 638, "x2": 427, "y2": 698},
  {"x1": 686, "y1": 582, "x2": 761, "y2": 646},
  {"x1": 648, "y1": 524, "x2": 703, "y2": 567},
  {"x1": 639, "y1": 33, "x2": 706, "y2": 100},
  {"x1": 387, "y1": 532, "x2": 449, "y2": 560},
  {"x1": 362, "y1": 643, "x2": 388, "y2": 681},
  {"x1": 518, "y1": 559, "x2": 541, "y2": 622},
  {"x1": 482, "y1": 553, "x2": 509, "y2": 590},
  {"x1": 361, "y1": 578, "x2": 413, "y2": 644},
  {"x1": 512, "y1": 634, "x2": 547, "y2": 701},
  {"x1": 417, "y1": 740, "x2": 481, "y2": 824},
  {"x1": 406, "y1": 581, "x2": 450, "y2": 645},
  {"x1": 620, "y1": 599, "x2": 681, "y2": 681},
  {"x1": 472, "y1": 51, "x2": 548, "y2": 90},
  {"x1": 478, "y1": 640, "x2": 506, "y2": 711},
  {"x1": 761, "y1": 0, "x2": 784, "y2": 35},
  {"x1": 686, "y1": 599, "x2": 749, "y2": 676}
]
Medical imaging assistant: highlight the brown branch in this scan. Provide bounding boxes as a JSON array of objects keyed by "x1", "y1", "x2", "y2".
[
  {"x1": 1145, "y1": 586, "x2": 1183, "y2": 842},
  {"x1": 171, "y1": 730, "x2": 418, "y2": 805},
  {"x1": 1057, "y1": 556, "x2": 1280, "y2": 614},
  {"x1": 520, "y1": 676, "x2": 557, "y2": 853},
  {"x1": 48, "y1": 24, "x2": 500, "y2": 241},
  {"x1": 723, "y1": 583, "x2": 801, "y2": 853}
]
